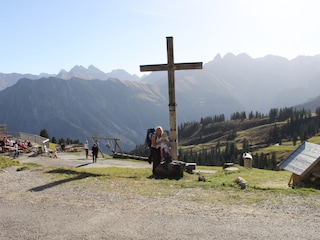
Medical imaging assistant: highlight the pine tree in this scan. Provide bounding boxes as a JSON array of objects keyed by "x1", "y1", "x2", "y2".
[
  {"x1": 51, "y1": 137, "x2": 57, "y2": 144},
  {"x1": 40, "y1": 129, "x2": 49, "y2": 139}
]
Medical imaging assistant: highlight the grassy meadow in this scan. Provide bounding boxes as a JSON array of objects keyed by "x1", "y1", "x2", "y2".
[{"x1": 1, "y1": 152, "x2": 319, "y2": 206}]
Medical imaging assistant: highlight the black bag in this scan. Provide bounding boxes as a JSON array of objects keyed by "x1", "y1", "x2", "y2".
[
  {"x1": 155, "y1": 161, "x2": 186, "y2": 180},
  {"x1": 145, "y1": 128, "x2": 155, "y2": 148}
]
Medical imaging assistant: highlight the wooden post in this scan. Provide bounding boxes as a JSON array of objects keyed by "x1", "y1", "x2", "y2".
[{"x1": 140, "y1": 37, "x2": 202, "y2": 160}]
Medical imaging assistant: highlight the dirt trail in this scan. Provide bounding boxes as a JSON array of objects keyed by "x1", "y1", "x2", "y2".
[
  {"x1": 17, "y1": 151, "x2": 151, "y2": 169},
  {"x1": 1, "y1": 151, "x2": 320, "y2": 239}
]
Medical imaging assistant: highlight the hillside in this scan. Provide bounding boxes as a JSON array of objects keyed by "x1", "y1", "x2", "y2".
[{"x1": 179, "y1": 117, "x2": 272, "y2": 146}]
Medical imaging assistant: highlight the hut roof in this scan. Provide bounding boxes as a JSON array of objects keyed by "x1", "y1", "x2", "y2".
[
  {"x1": 242, "y1": 152, "x2": 253, "y2": 159},
  {"x1": 279, "y1": 141, "x2": 320, "y2": 176}
]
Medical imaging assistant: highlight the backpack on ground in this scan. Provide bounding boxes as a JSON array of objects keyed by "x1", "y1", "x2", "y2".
[{"x1": 145, "y1": 128, "x2": 155, "y2": 148}]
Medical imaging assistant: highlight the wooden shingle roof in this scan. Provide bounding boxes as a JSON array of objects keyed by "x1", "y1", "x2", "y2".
[{"x1": 279, "y1": 141, "x2": 320, "y2": 176}]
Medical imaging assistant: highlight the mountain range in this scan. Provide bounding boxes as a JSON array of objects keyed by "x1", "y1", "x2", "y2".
[
  {"x1": 1, "y1": 53, "x2": 320, "y2": 151},
  {"x1": 0, "y1": 65, "x2": 140, "y2": 91}
]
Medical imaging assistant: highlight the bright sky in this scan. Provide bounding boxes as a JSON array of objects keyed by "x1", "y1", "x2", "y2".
[{"x1": 1, "y1": 0, "x2": 320, "y2": 76}]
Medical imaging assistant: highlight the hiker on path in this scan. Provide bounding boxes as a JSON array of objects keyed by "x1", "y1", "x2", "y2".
[
  {"x1": 84, "y1": 140, "x2": 89, "y2": 159},
  {"x1": 13, "y1": 142, "x2": 19, "y2": 159},
  {"x1": 91, "y1": 143, "x2": 99, "y2": 163}
]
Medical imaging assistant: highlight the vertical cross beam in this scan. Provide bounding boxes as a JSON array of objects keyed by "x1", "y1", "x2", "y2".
[{"x1": 140, "y1": 36, "x2": 202, "y2": 160}]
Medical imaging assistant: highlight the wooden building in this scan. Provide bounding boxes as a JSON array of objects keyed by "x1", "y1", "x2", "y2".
[{"x1": 279, "y1": 141, "x2": 320, "y2": 188}]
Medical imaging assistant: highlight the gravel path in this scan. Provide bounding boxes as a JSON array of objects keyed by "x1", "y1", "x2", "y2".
[
  {"x1": 17, "y1": 151, "x2": 151, "y2": 169},
  {"x1": 1, "y1": 152, "x2": 320, "y2": 239}
]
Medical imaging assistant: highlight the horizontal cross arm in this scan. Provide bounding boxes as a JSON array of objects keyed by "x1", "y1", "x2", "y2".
[
  {"x1": 140, "y1": 64, "x2": 168, "y2": 72},
  {"x1": 174, "y1": 62, "x2": 203, "y2": 70},
  {"x1": 140, "y1": 62, "x2": 203, "y2": 72}
]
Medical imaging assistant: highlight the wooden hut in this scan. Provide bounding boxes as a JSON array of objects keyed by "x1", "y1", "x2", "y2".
[{"x1": 279, "y1": 141, "x2": 320, "y2": 188}]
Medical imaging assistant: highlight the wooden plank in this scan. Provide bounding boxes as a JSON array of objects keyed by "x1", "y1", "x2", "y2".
[
  {"x1": 174, "y1": 62, "x2": 203, "y2": 70},
  {"x1": 140, "y1": 64, "x2": 168, "y2": 72},
  {"x1": 140, "y1": 62, "x2": 202, "y2": 72}
]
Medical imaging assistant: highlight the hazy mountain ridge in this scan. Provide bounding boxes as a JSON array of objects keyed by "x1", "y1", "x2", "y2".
[
  {"x1": 56, "y1": 65, "x2": 141, "y2": 81},
  {"x1": 0, "y1": 73, "x2": 44, "y2": 91},
  {"x1": 203, "y1": 53, "x2": 320, "y2": 112},
  {"x1": 0, "y1": 66, "x2": 140, "y2": 91}
]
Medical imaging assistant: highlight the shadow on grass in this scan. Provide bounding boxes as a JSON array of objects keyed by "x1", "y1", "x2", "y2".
[
  {"x1": 75, "y1": 163, "x2": 93, "y2": 168},
  {"x1": 28, "y1": 168, "x2": 101, "y2": 192}
]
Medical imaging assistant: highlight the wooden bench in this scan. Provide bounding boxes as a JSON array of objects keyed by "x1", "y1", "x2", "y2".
[{"x1": 1, "y1": 146, "x2": 16, "y2": 156}]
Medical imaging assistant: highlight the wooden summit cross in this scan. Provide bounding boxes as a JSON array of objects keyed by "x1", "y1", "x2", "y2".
[{"x1": 140, "y1": 36, "x2": 202, "y2": 160}]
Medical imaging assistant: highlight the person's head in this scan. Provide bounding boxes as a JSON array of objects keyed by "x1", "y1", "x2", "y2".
[{"x1": 155, "y1": 126, "x2": 163, "y2": 136}]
